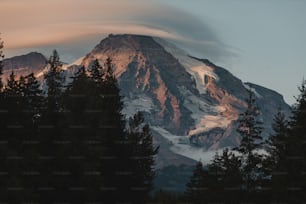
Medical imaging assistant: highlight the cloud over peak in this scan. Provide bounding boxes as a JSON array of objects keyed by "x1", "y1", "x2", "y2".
[{"x1": 1, "y1": 0, "x2": 233, "y2": 62}]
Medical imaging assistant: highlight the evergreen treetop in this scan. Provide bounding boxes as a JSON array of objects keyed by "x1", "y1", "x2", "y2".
[
  {"x1": 234, "y1": 89, "x2": 264, "y2": 192},
  {"x1": 89, "y1": 59, "x2": 104, "y2": 84},
  {"x1": 265, "y1": 109, "x2": 288, "y2": 168},
  {"x1": 0, "y1": 35, "x2": 4, "y2": 90},
  {"x1": 184, "y1": 161, "x2": 206, "y2": 203},
  {"x1": 235, "y1": 89, "x2": 263, "y2": 154},
  {"x1": 44, "y1": 50, "x2": 65, "y2": 112}
]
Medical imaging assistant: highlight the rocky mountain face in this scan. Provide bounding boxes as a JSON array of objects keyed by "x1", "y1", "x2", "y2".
[
  {"x1": 80, "y1": 34, "x2": 291, "y2": 163},
  {"x1": 2, "y1": 52, "x2": 47, "y2": 78},
  {"x1": 2, "y1": 34, "x2": 291, "y2": 168}
]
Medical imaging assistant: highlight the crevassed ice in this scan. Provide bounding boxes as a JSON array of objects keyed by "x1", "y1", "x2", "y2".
[{"x1": 154, "y1": 37, "x2": 219, "y2": 94}]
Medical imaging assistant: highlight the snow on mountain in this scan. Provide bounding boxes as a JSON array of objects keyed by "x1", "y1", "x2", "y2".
[
  {"x1": 152, "y1": 126, "x2": 222, "y2": 164},
  {"x1": 74, "y1": 34, "x2": 291, "y2": 168},
  {"x1": 243, "y1": 83, "x2": 262, "y2": 98},
  {"x1": 154, "y1": 38, "x2": 218, "y2": 94},
  {"x1": 2, "y1": 34, "x2": 291, "y2": 168}
]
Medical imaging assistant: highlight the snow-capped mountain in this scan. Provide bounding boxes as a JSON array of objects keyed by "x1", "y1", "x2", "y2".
[
  {"x1": 79, "y1": 34, "x2": 291, "y2": 163},
  {"x1": 2, "y1": 34, "x2": 291, "y2": 167}
]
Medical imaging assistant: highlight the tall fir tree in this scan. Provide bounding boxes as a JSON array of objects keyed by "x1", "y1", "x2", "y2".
[
  {"x1": 265, "y1": 109, "x2": 289, "y2": 171},
  {"x1": 88, "y1": 58, "x2": 159, "y2": 204},
  {"x1": 184, "y1": 161, "x2": 208, "y2": 204},
  {"x1": 0, "y1": 35, "x2": 4, "y2": 90},
  {"x1": 234, "y1": 89, "x2": 264, "y2": 193},
  {"x1": 44, "y1": 50, "x2": 65, "y2": 114},
  {"x1": 97, "y1": 57, "x2": 128, "y2": 203},
  {"x1": 207, "y1": 149, "x2": 242, "y2": 203},
  {"x1": 125, "y1": 112, "x2": 159, "y2": 203},
  {"x1": 5, "y1": 71, "x2": 20, "y2": 126},
  {"x1": 264, "y1": 109, "x2": 289, "y2": 202},
  {"x1": 21, "y1": 73, "x2": 43, "y2": 202},
  {"x1": 0, "y1": 34, "x2": 4, "y2": 130},
  {"x1": 0, "y1": 36, "x2": 8, "y2": 201},
  {"x1": 279, "y1": 79, "x2": 306, "y2": 202},
  {"x1": 0, "y1": 34, "x2": 4, "y2": 125},
  {"x1": 89, "y1": 59, "x2": 104, "y2": 84},
  {"x1": 39, "y1": 50, "x2": 66, "y2": 203},
  {"x1": 55, "y1": 66, "x2": 91, "y2": 202}
]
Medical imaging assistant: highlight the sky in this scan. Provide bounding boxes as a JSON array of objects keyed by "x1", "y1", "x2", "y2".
[{"x1": 0, "y1": 0, "x2": 305, "y2": 105}]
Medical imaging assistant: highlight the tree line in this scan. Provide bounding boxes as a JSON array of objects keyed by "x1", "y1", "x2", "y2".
[{"x1": 0, "y1": 41, "x2": 158, "y2": 203}]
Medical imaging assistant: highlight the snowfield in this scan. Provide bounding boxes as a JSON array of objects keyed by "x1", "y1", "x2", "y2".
[{"x1": 152, "y1": 126, "x2": 223, "y2": 164}]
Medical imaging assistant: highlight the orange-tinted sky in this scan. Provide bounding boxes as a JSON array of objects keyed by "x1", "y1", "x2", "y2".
[{"x1": 1, "y1": 0, "x2": 174, "y2": 48}]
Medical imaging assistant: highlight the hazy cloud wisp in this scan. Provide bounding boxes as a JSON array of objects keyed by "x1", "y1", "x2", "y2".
[{"x1": 1, "y1": 0, "x2": 233, "y2": 62}]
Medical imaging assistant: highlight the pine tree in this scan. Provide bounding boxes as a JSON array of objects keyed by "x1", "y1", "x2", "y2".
[
  {"x1": 88, "y1": 58, "x2": 159, "y2": 203},
  {"x1": 89, "y1": 59, "x2": 104, "y2": 84},
  {"x1": 265, "y1": 109, "x2": 288, "y2": 171},
  {"x1": 5, "y1": 71, "x2": 18, "y2": 95},
  {"x1": 0, "y1": 36, "x2": 8, "y2": 202},
  {"x1": 38, "y1": 50, "x2": 66, "y2": 203},
  {"x1": 0, "y1": 35, "x2": 4, "y2": 90},
  {"x1": 0, "y1": 34, "x2": 4, "y2": 135},
  {"x1": 52, "y1": 66, "x2": 92, "y2": 202},
  {"x1": 234, "y1": 89, "x2": 264, "y2": 192},
  {"x1": 184, "y1": 161, "x2": 207, "y2": 203},
  {"x1": 97, "y1": 58, "x2": 126, "y2": 203},
  {"x1": 278, "y1": 79, "x2": 306, "y2": 202},
  {"x1": 207, "y1": 149, "x2": 242, "y2": 202},
  {"x1": 24, "y1": 73, "x2": 43, "y2": 110},
  {"x1": 212, "y1": 149, "x2": 241, "y2": 187},
  {"x1": 44, "y1": 50, "x2": 65, "y2": 113},
  {"x1": 5, "y1": 71, "x2": 20, "y2": 126},
  {"x1": 264, "y1": 109, "x2": 289, "y2": 202},
  {"x1": 125, "y1": 112, "x2": 159, "y2": 203}
]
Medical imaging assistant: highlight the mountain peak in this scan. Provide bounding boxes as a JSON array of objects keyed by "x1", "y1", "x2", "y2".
[
  {"x1": 93, "y1": 34, "x2": 161, "y2": 55},
  {"x1": 2, "y1": 52, "x2": 47, "y2": 77},
  {"x1": 81, "y1": 35, "x2": 291, "y2": 151}
]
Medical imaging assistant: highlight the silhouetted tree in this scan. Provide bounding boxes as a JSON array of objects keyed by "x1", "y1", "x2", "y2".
[
  {"x1": 264, "y1": 109, "x2": 289, "y2": 202},
  {"x1": 52, "y1": 66, "x2": 92, "y2": 202},
  {"x1": 208, "y1": 148, "x2": 242, "y2": 202},
  {"x1": 0, "y1": 35, "x2": 4, "y2": 90},
  {"x1": 89, "y1": 59, "x2": 104, "y2": 83},
  {"x1": 38, "y1": 50, "x2": 66, "y2": 203},
  {"x1": 92, "y1": 58, "x2": 126, "y2": 203},
  {"x1": 0, "y1": 37, "x2": 9, "y2": 202},
  {"x1": 277, "y1": 80, "x2": 306, "y2": 202},
  {"x1": 44, "y1": 50, "x2": 65, "y2": 113},
  {"x1": 234, "y1": 89, "x2": 264, "y2": 193},
  {"x1": 184, "y1": 161, "x2": 207, "y2": 204},
  {"x1": 265, "y1": 110, "x2": 289, "y2": 166},
  {"x1": 5, "y1": 71, "x2": 20, "y2": 126},
  {"x1": 125, "y1": 112, "x2": 159, "y2": 203}
]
